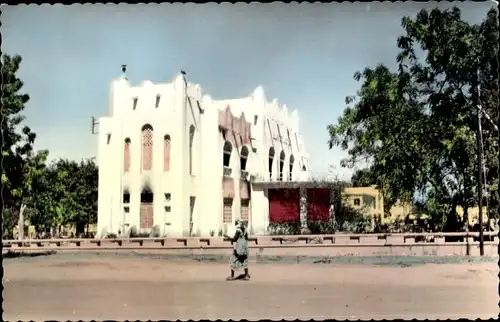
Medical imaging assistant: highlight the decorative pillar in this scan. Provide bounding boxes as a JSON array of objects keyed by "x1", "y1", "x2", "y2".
[{"x1": 299, "y1": 187, "x2": 308, "y2": 233}]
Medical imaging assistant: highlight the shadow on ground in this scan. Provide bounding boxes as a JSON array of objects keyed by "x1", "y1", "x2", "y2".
[
  {"x1": 3, "y1": 250, "x2": 497, "y2": 267},
  {"x1": 2, "y1": 250, "x2": 57, "y2": 258}
]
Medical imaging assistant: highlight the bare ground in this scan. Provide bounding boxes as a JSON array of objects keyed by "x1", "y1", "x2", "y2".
[{"x1": 2, "y1": 256, "x2": 498, "y2": 321}]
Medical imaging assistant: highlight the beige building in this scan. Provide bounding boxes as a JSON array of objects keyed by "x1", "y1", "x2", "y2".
[
  {"x1": 342, "y1": 185, "x2": 411, "y2": 224},
  {"x1": 456, "y1": 206, "x2": 488, "y2": 226},
  {"x1": 342, "y1": 185, "x2": 490, "y2": 227}
]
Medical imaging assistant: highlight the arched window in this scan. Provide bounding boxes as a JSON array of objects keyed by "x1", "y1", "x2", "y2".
[
  {"x1": 124, "y1": 138, "x2": 131, "y2": 173},
  {"x1": 223, "y1": 141, "x2": 232, "y2": 167},
  {"x1": 141, "y1": 124, "x2": 153, "y2": 171},
  {"x1": 163, "y1": 134, "x2": 171, "y2": 172},
  {"x1": 268, "y1": 147, "x2": 275, "y2": 179},
  {"x1": 240, "y1": 146, "x2": 249, "y2": 171},
  {"x1": 289, "y1": 155, "x2": 295, "y2": 181},
  {"x1": 279, "y1": 151, "x2": 285, "y2": 181},
  {"x1": 189, "y1": 125, "x2": 195, "y2": 175}
]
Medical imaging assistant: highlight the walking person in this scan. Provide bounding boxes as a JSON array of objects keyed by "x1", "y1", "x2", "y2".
[{"x1": 225, "y1": 219, "x2": 250, "y2": 281}]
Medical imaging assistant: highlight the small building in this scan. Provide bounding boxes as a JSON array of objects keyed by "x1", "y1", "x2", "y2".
[
  {"x1": 343, "y1": 185, "x2": 385, "y2": 222},
  {"x1": 343, "y1": 185, "x2": 413, "y2": 224},
  {"x1": 96, "y1": 73, "x2": 311, "y2": 237}
]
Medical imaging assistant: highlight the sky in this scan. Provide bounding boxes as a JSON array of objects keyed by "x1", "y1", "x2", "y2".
[{"x1": 2, "y1": 2, "x2": 494, "y2": 180}]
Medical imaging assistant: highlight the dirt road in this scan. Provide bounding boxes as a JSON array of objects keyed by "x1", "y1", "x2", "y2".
[{"x1": 3, "y1": 255, "x2": 498, "y2": 320}]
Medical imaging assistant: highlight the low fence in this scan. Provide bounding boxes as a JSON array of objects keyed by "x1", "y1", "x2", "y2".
[{"x1": 3, "y1": 231, "x2": 498, "y2": 257}]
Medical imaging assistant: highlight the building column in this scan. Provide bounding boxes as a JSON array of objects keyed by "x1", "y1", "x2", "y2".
[{"x1": 299, "y1": 187, "x2": 308, "y2": 233}]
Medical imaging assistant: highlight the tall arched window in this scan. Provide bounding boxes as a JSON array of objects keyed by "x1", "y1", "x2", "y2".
[
  {"x1": 223, "y1": 141, "x2": 232, "y2": 168},
  {"x1": 163, "y1": 134, "x2": 171, "y2": 172},
  {"x1": 289, "y1": 155, "x2": 295, "y2": 181},
  {"x1": 279, "y1": 151, "x2": 285, "y2": 181},
  {"x1": 189, "y1": 125, "x2": 195, "y2": 175},
  {"x1": 268, "y1": 147, "x2": 275, "y2": 180},
  {"x1": 141, "y1": 124, "x2": 154, "y2": 171},
  {"x1": 240, "y1": 146, "x2": 249, "y2": 171},
  {"x1": 124, "y1": 138, "x2": 131, "y2": 173}
]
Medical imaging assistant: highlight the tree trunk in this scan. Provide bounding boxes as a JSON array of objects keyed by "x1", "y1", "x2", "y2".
[
  {"x1": 463, "y1": 203, "x2": 469, "y2": 231},
  {"x1": 18, "y1": 204, "x2": 27, "y2": 240}
]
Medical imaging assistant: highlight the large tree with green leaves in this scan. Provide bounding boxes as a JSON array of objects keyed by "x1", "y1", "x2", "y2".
[
  {"x1": 1, "y1": 54, "x2": 99, "y2": 238},
  {"x1": 23, "y1": 158, "x2": 98, "y2": 235},
  {"x1": 328, "y1": 7, "x2": 498, "y2": 231},
  {"x1": 1, "y1": 54, "x2": 49, "y2": 238}
]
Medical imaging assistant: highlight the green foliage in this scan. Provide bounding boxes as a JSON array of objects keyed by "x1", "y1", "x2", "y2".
[
  {"x1": 333, "y1": 196, "x2": 372, "y2": 233},
  {"x1": 1, "y1": 53, "x2": 99, "y2": 237},
  {"x1": 128, "y1": 226, "x2": 138, "y2": 238},
  {"x1": 328, "y1": 7, "x2": 499, "y2": 231},
  {"x1": 267, "y1": 221, "x2": 302, "y2": 235},
  {"x1": 307, "y1": 220, "x2": 335, "y2": 234},
  {"x1": 127, "y1": 225, "x2": 150, "y2": 238},
  {"x1": 30, "y1": 158, "x2": 98, "y2": 232},
  {"x1": 150, "y1": 225, "x2": 161, "y2": 237},
  {"x1": 1, "y1": 53, "x2": 47, "y2": 236}
]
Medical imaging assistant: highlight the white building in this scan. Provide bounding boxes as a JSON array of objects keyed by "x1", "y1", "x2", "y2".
[{"x1": 96, "y1": 73, "x2": 310, "y2": 238}]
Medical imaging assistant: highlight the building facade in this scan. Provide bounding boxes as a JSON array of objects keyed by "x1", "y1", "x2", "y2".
[
  {"x1": 96, "y1": 73, "x2": 310, "y2": 237},
  {"x1": 343, "y1": 185, "x2": 413, "y2": 224},
  {"x1": 342, "y1": 185, "x2": 490, "y2": 227}
]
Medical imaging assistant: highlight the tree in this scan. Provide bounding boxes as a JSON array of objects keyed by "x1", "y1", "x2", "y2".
[
  {"x1": 1, "y1": 54, "x2": 48, "y2": 238},
  {"x1": 397, "y1": 7, "x2": 499, "y2": 228},
  {"x1": 56, "y1": 159, "x2": 98, "y2": 232},
  {"x1": 350, "y1": 169, "x2": 376, "y2": 188},
  {"x1": 328, "y1": 7, "x2": 499, "y2": 231},
  {"x1": 30, "y1": 158, "x2": 99, "y2": 235},
  {"x1": 329, "y1": 64, "x2": 431, "y2": 214},
  {"x1": 1, "y1": 54, "x2": 99, "y2": 238}
]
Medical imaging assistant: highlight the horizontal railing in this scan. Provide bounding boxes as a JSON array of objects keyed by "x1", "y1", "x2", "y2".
[{"x1": 3, "y1": 231, "x2": 498, "y2": 250}]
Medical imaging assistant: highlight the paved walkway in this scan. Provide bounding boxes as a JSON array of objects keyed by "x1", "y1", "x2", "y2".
[{"x1": 3, "y1": 256, "x2": 498, "y2": 320}]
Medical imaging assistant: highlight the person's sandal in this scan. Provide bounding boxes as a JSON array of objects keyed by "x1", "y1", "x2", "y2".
[
  {"x1": 243, "y1": 274, "x2": 250, "y2": 281},
  {"x1": 226, "y1": 276, "x2": 235, "y2": 281}
]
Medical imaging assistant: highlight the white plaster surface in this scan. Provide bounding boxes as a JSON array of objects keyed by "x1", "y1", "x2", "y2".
[{"x1": 97, "y1": 74, "x2": 310, "y2": 237}]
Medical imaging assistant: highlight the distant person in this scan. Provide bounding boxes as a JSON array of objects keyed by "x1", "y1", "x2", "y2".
[{"x1": 224, "y1": 219, "x2": 250, "y2": 281}]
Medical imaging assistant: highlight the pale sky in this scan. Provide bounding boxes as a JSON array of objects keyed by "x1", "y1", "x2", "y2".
[{"x1": 2, "y1": 2, "x2": 492, "y2": 180}]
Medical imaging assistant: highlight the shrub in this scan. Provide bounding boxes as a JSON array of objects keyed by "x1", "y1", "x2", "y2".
[
  {"x1": 150, "y1": 225, "x2": 160, "y2": 237},
  {"x1": 134, "y1": 232, "x2": 151, "y2": 238},
  {"x1": 332, "y1": 194, "x2": 372, "y2": 233},
  {"x1": 267, "y1": 221, "x2": 302, "y2": 235},
  {"x1": 128, "y1": 226, "x2": 138, "y2": 238},
  {"x1": 307, "y1": 220, "x2": 336, "y2": 234},
  {"x1": 339, "y1": 217, "x2": 372, "y2": 233}
]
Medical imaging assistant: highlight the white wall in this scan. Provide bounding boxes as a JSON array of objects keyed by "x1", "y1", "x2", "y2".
[{"x1": 96, "y1": 75, "x2": 310, "y2": 238}]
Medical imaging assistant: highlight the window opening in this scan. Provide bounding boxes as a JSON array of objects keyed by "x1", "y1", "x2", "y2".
[{"x1": 223, "y1": 141, "x2": 232, "y2": 167}]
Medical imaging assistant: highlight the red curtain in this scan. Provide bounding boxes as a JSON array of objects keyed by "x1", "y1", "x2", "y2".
[
  {"x1": 307, "y1": 188, "x2": 330, "y2": 221},
  {"x1": 269, "y1": 188, "x2": 300, "y2": 223}
]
